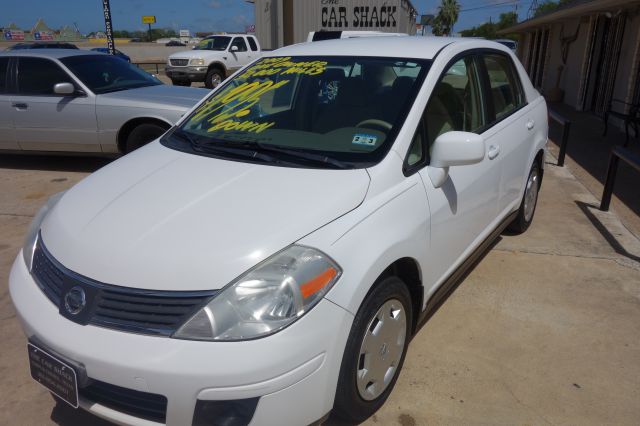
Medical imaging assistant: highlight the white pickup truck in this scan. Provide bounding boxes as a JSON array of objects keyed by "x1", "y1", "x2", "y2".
[{"x1": 165, "y1": 34, "x2": 262, "y2": 88}]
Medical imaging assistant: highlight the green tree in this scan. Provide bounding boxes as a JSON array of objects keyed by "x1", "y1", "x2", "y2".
[
  {"x1": 534, "y1": 0, "x2": 571, "y2": 17},
  {"x1": 459, "y1": 11, "x2": 518, "y2": 40},
  {"x1": 432, "y1": 0, "x2": 460, "y2": 36}
]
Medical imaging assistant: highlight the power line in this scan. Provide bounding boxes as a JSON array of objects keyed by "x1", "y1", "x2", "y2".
[{"x1": 460, "y1": 0, "x2": 519, "y2": 13}]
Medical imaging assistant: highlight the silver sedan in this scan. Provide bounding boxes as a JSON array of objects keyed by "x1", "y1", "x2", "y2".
[{"x1": 0, "y1": 50, "x2": 209, "y2": 154}]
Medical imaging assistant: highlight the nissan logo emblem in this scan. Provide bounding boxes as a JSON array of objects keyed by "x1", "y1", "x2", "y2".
[{"x1": 64, "y1": 286, "x2": 86, "y2": 315}]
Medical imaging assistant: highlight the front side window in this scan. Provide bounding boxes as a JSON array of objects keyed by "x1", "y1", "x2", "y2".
[
  {"x1": 17, "y1": 57, "x2": 73, "y2": 95},
  {"x1": 483, "y1": 54, "x2": 525, "y2": 120},
  {"x1": 231, "y1": 37, "x2": 248, "y2": 52},
  {"x1": 425, "y1": 56, "x2": 485, "y2": 145},
  {"x1": 60, "y1": 55, "x2": 161, "y2": 94},
  {"x1": 164, "y1": 56, "x2": 430, "y2": 168}
]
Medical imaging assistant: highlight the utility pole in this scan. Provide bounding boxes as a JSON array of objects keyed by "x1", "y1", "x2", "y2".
[{"x1": 102, "y1": 0, "x2": 116, "y2": 55}]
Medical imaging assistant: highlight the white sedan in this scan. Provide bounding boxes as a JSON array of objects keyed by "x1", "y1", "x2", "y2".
[{"x1": 10, "y1": 36, "x2": 547, "y2": 426}]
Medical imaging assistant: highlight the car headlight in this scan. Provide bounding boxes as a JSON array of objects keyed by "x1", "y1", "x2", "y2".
[
  {"x1": 23, "y1": 191, "x2": 65, "y2": 271},
  {"x1": 173, "y1": 245, "x2": 341, "y2": 341},
  {"x1": 190, "y1": 58, "x2": 205, "y2": 66}
]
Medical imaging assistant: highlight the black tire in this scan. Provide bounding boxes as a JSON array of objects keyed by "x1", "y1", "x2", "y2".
[
  {"x1": 205, "y1": 68, "x2": 224, "y2": 89},
  {"x1": 333, "y1": 276, "x2": 413, "y2": 424},
  {"x1": 124, "y1": 122, "x2": 169, "y2": 153},
  {"x1": 171, "y1": 79, "x2": 191, "y2": 87},
  {"x1": 508, "y1": 161, "x2": 541, "y2": 234}
]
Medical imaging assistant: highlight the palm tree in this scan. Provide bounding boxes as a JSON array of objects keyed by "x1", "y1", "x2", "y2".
[{"x1": 434, "y1": 0, "x2": 460, "y2": 36}]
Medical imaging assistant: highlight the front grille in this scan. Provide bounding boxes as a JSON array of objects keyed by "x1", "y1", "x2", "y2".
[
  {"x1": 31, "y1": 236, "x2": 217, "y2": 336},
  {"x1": 80, "y1": 379, "x2": 167, "y2": 423},
  {"x1": 169, "y1": 58, "x2": 188, "y2": 66}
]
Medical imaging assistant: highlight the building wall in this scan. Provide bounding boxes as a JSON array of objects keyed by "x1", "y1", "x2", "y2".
[
  {"x1": 254, "y1": 0, "x2": 416, "y2": 50},
  {"x1": 612, "y1": 11, "x2": 640, "y2": 106},
  {"x1": 519, "y1": 10, "x2": 640, "y2": 114}
]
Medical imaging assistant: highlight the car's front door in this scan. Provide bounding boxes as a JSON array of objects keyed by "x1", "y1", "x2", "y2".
[
  {"x1": 0, "y1": 57, "x2": 18, "y2": 150},
  {"x1": 227, "y1": 37, "x2": 251, "y2": 73},
  {"x1": 12, "y1": 57, "x2": 99, "y2": 152},
  {"x1": 412, "y1": 54, "x2": 501, "y2": 292}
]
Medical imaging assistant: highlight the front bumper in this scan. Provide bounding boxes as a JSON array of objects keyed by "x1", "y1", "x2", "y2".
[
  {"x1": 165, "y1": 66, "x2": 207, "y2": 82},
  {"x1": 9, "y1": 254, "x2": 353, "y2": 426}
]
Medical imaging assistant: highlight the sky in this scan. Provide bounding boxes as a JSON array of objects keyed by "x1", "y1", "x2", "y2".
[{"x1": 2, "y1": 0, "x2": 535, "y2": 34}]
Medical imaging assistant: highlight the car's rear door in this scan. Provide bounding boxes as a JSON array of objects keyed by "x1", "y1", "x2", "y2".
[
  {"x1": 411, "y1": 54, "x2": 501, "y2": 293},
  {"x1": 13, "y1": 56, "x2": 99, "y2": 152},
  {"x1": 478, "y1": 51, "x2": 532, "y2": 215},
  {"x1": 0, "y1": 57, "x2": 18, "y2": 150}
]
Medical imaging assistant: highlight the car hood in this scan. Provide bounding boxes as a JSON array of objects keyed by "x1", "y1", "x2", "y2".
[
  {"x1": 41, "y1": 143, "x2": 370, "y2": 291},
  {"x1": 169, "y1": 49, "x2": 227, "y2": 60},
  {"x1": 97, "y1": 84, "x2": 209, "y2": 110}
]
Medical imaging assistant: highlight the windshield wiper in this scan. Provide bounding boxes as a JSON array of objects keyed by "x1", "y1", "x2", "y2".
[
  {"x1": 172, "y1": 130, "x2": 285, "y2": 165},
  {"x1": 210, "y1": 136, "x2": 351, "y2": 169}
]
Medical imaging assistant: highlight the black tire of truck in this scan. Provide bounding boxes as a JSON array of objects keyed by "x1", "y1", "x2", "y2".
[{"x1": 205, "y1": 68, "x2": 224, "y2": 89}]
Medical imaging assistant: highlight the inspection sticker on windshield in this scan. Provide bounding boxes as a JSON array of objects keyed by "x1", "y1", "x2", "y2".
[{"x1": 352, "y1": 134, "x2": 377, "y2": 146}]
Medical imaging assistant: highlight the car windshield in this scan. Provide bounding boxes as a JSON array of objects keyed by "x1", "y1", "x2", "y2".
[
  {"x1": 165, "y1": 56, "x2": 429, "y2": 169},
  {"x1": 60, "y1": 54, "x2": 161, "y2": 94},
  {"x1": 194, "y1": 36, "x2": 231, "y2": 51}
]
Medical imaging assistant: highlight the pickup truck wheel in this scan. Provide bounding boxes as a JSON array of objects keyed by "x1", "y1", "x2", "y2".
[
  {"x1": 171, "y1": 79, "x2": 191, "y2": 87},
  {"x1": 205, "y1": 69, "x2": 224, "y2": 89},
  {"x1": 125, "y1": 123, "x2": 169, "y2": 153},
  {"x1": 333, "y1": 276, "x2": 412, "y2": 423},
  {"x1": 508, "y1": 161, "x2": 541, "y2": 234}
]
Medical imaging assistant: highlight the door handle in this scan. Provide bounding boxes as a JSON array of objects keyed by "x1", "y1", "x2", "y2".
[
  {"x1": 488, "y1": 145, "x2": 501, "y2": 160},
  {"x1": 12, "y1": 102, "x2": 28, "y2": 110},
  {"x1": 526, "y1": 119, "x2": 535, "y2": 130}
]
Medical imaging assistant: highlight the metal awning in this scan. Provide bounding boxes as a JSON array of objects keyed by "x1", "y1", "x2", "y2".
[{"x1": 499, "y1": 0, "x2": 640, "y2": 33}]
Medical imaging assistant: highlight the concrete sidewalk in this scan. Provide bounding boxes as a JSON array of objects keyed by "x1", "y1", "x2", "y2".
[{"x1": 0, "y1": 149, "x2": 638, "y2": 426}]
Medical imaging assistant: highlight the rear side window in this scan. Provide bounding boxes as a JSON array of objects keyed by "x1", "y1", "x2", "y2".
[
  {"x1": 230, "y1": 37, "x2": 248, "y2": 52},
  {"x1": 17, "y1": 57, "x2": 73, "y2": 95},
  {"x1": 247, "y1": 37, "x2": 258, "y2": 51},
  {"x1": 482, "y1": 54, "x2": 525, "y2": 120},
  {"x1": 0, "y1": 58, "x2": 9, "y2": 93}
]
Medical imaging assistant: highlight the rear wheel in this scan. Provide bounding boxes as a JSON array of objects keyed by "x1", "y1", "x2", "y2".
[
  {"x1": 508, "y1": 161, "x2": 541, "y2": 234},
  {"x1": 333, "y1": 276, "x2": 412, "y2": 423},
  {"x1": 205, "y1": 68, "x2": 224, "y2": 89},
  {"x1": 124, "y1": 122, "x2": 169, "y2": 153}
]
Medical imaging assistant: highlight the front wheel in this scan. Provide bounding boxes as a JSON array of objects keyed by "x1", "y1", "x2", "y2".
[
  {"x1": 205, "y1": 69, "x2": 224, "y2": 89},
  {"x1": 333, "y1": 276, "x2": 412, "y2": 423},
  {"x1": 125, "y1": 122, "x2": 169, "y2": 153},
  {"x1": 508, "y1": 161, "x2": 541, "y2": 234}
]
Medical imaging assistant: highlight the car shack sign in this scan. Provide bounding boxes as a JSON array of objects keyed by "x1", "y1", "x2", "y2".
[{"x1": 320, "y1": 0, "x2": 400, "y2": 29}]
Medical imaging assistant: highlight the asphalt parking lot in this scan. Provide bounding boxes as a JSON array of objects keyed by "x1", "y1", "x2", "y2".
[{"x1": 0, "y1": 148, "x2": 639, "y2": 425}]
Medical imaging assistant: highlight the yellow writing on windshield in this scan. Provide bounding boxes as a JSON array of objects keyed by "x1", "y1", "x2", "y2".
[
  {"x1": 190, "y1": 79, "x2": 290, "y2": 133},
  {"x1": 243, "y1": 57, "x2": 328, "y2": 79}
]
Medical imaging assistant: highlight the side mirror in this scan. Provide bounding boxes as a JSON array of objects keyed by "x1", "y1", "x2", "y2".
[
  {"x1": 230, "y1": 45, "x2": 239, "y2": 52},
  {"x1": 53, "y1": 82, "x2": 75, "y2": 96},
  {"x1": 427, "y1": 131, "x2": 485, "y2": 188}
]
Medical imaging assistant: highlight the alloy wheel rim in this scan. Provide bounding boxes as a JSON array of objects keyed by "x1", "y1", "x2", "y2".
[
  {"x1": 356, "y1": 298, "x2": 407, "y2": 401},
  {"x1": 523, "y1": 168, "x2": 539, "y2": 222},
  {"x1": 210, "y1": 74, "x2": 222, "y2": 87}
]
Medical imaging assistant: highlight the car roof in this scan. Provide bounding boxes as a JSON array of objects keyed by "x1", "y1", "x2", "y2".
[
  {"x1": 0, "y1": 49, "x2": 106, "y2": 59},
  {"x1": 268, "y1": 36, "x2": 506, "y2": 60}
]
